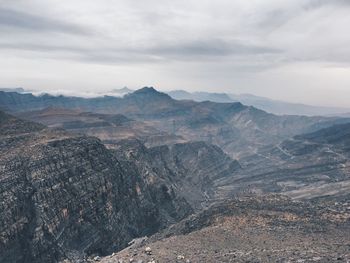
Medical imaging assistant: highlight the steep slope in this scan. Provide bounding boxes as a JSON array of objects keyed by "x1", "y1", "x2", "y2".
[
  {"x1": 0, "y1": 112, "x2": 192, "y2": 263},
  {"x1": 0, "y1": 111, "x2": 241, "y2": 262},
  {"x1": 113, "y1": 139, "x2": 241, "y2": 210},
  {"x1": 215, "y1": 122, "x2": 350, "y2": 200}
]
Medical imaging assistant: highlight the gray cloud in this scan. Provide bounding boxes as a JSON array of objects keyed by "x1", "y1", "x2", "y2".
[
  {"x1": 0, "y1": 1, "x2": 348, "y2": 65},
  {"x1": 0, "y1": 7, "x2": 90, "y2": 35},
  {"x1": 0, "y1": 0, "x2": 349, "y2": 107},
  {"x1": 0, "y1": 38, "x2": 282, "y2": 64},
  {"x1": 146, "y1": 40, "x2": 282, "y2": 58},
  {"x1": 0, "y1": 42, "x2": 84, "y2": 53},
  {"x1": 306, "y1": 0, "x2": 350, "y2": 8}
]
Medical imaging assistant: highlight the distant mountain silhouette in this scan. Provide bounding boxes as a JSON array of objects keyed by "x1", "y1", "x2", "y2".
[
  {"x1": 0, "y1": 87, "x2": 27, "y2": 93},
  {"x1": 168, "y1": 90, "x2": 233, "y2": 103},
  {"x1": 109, "y1": 87, "x2": 134, "y2": 96},
  {"x1": 3, "y1": 87, "x2": 349, "y2": 158},
  {"x1": 167, "y1": 89, "x2": 350, "y2": 116}
]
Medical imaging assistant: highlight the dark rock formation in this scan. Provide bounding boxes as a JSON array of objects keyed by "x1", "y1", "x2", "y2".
[
  {"x1": 0, "y1": 112, "x2": 192, "y2": 262},
  {"x1": 113, "y1": 139, "x2": 241, "y2": 210},
  {"x1": 0, "y1": 111, "x2": 239, "y2": 262}
]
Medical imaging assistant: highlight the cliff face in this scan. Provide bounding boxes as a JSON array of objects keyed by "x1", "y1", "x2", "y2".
[
  {"x1": 0, "y1": 112, "x2": 192, "y2": 263},
  {"x1": 1, "y1": 111, "x2": 239, "y2": 262},
  {"x1": 113, "y1": 139, "x2": 241, "y2": 210}
]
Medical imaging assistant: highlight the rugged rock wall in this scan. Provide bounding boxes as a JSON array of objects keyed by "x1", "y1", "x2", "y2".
[
  {"x1": 113, "y1": 139, "x2": 241, "y2": 210},
  {"x1": 0, "y1": 112, "x2": 192, "y2": 262},
  {"x1": 0, "y1": 111, "x2": 240, "y2": 262}
]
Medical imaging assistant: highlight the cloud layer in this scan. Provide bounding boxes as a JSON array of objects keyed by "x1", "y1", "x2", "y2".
[{"x1": 0, "y1": 0, "x2": 349, "y2": 107}]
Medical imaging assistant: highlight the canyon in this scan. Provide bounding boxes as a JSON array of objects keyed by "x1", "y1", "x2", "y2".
[{"x1": 0, "y1": 88, "x2": 349, "y2": 262}]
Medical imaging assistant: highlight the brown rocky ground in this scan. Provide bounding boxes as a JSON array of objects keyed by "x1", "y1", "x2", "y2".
[{"x1": 98, "y1": 195, "x2": 350, "y2": 263}]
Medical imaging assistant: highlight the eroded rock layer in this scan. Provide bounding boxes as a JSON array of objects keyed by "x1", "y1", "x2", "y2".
[{"x1": 0, "y1": 112, "x2": 192, "y2": 262}]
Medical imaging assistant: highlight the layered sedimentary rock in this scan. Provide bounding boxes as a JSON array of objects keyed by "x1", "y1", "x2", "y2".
[
  {"x1": 0, "y1": 111, "x2": 240, "y2": 262},
  {"x1": 0, "y1": 112, "x2": 192, "y2": 262},
  {"x1": 113, "y1": 139, "x2": 240, "y2": 210}
]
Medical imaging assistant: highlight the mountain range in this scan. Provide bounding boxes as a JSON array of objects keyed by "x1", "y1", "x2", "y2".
[
  {"x1": 0, "y1": 87, "x2": 349, "y2": 262},
  {"x1": 2, "y1": 87, "x2": 350, "y2": 159},
  {"x1": 3, "y1": 86, "x2": 349, "y2": 116}
]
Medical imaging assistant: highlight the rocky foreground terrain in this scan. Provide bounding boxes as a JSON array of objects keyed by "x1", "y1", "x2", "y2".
[{"x1": 98, "y1": 195, "x2": 350, "y2": 263}]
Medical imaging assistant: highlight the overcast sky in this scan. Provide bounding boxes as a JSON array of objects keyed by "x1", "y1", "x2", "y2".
[{"x1": 0, "y1": 0, "x2": 350, "y2": 107}]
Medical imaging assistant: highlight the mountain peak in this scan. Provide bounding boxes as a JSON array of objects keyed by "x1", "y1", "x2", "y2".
[
  {"x1": 133, "y1": 86, "x2": 158, "y2": 94},
  {"x1": 127, "y1": 87, "x2": 172, "y2": 100}
]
